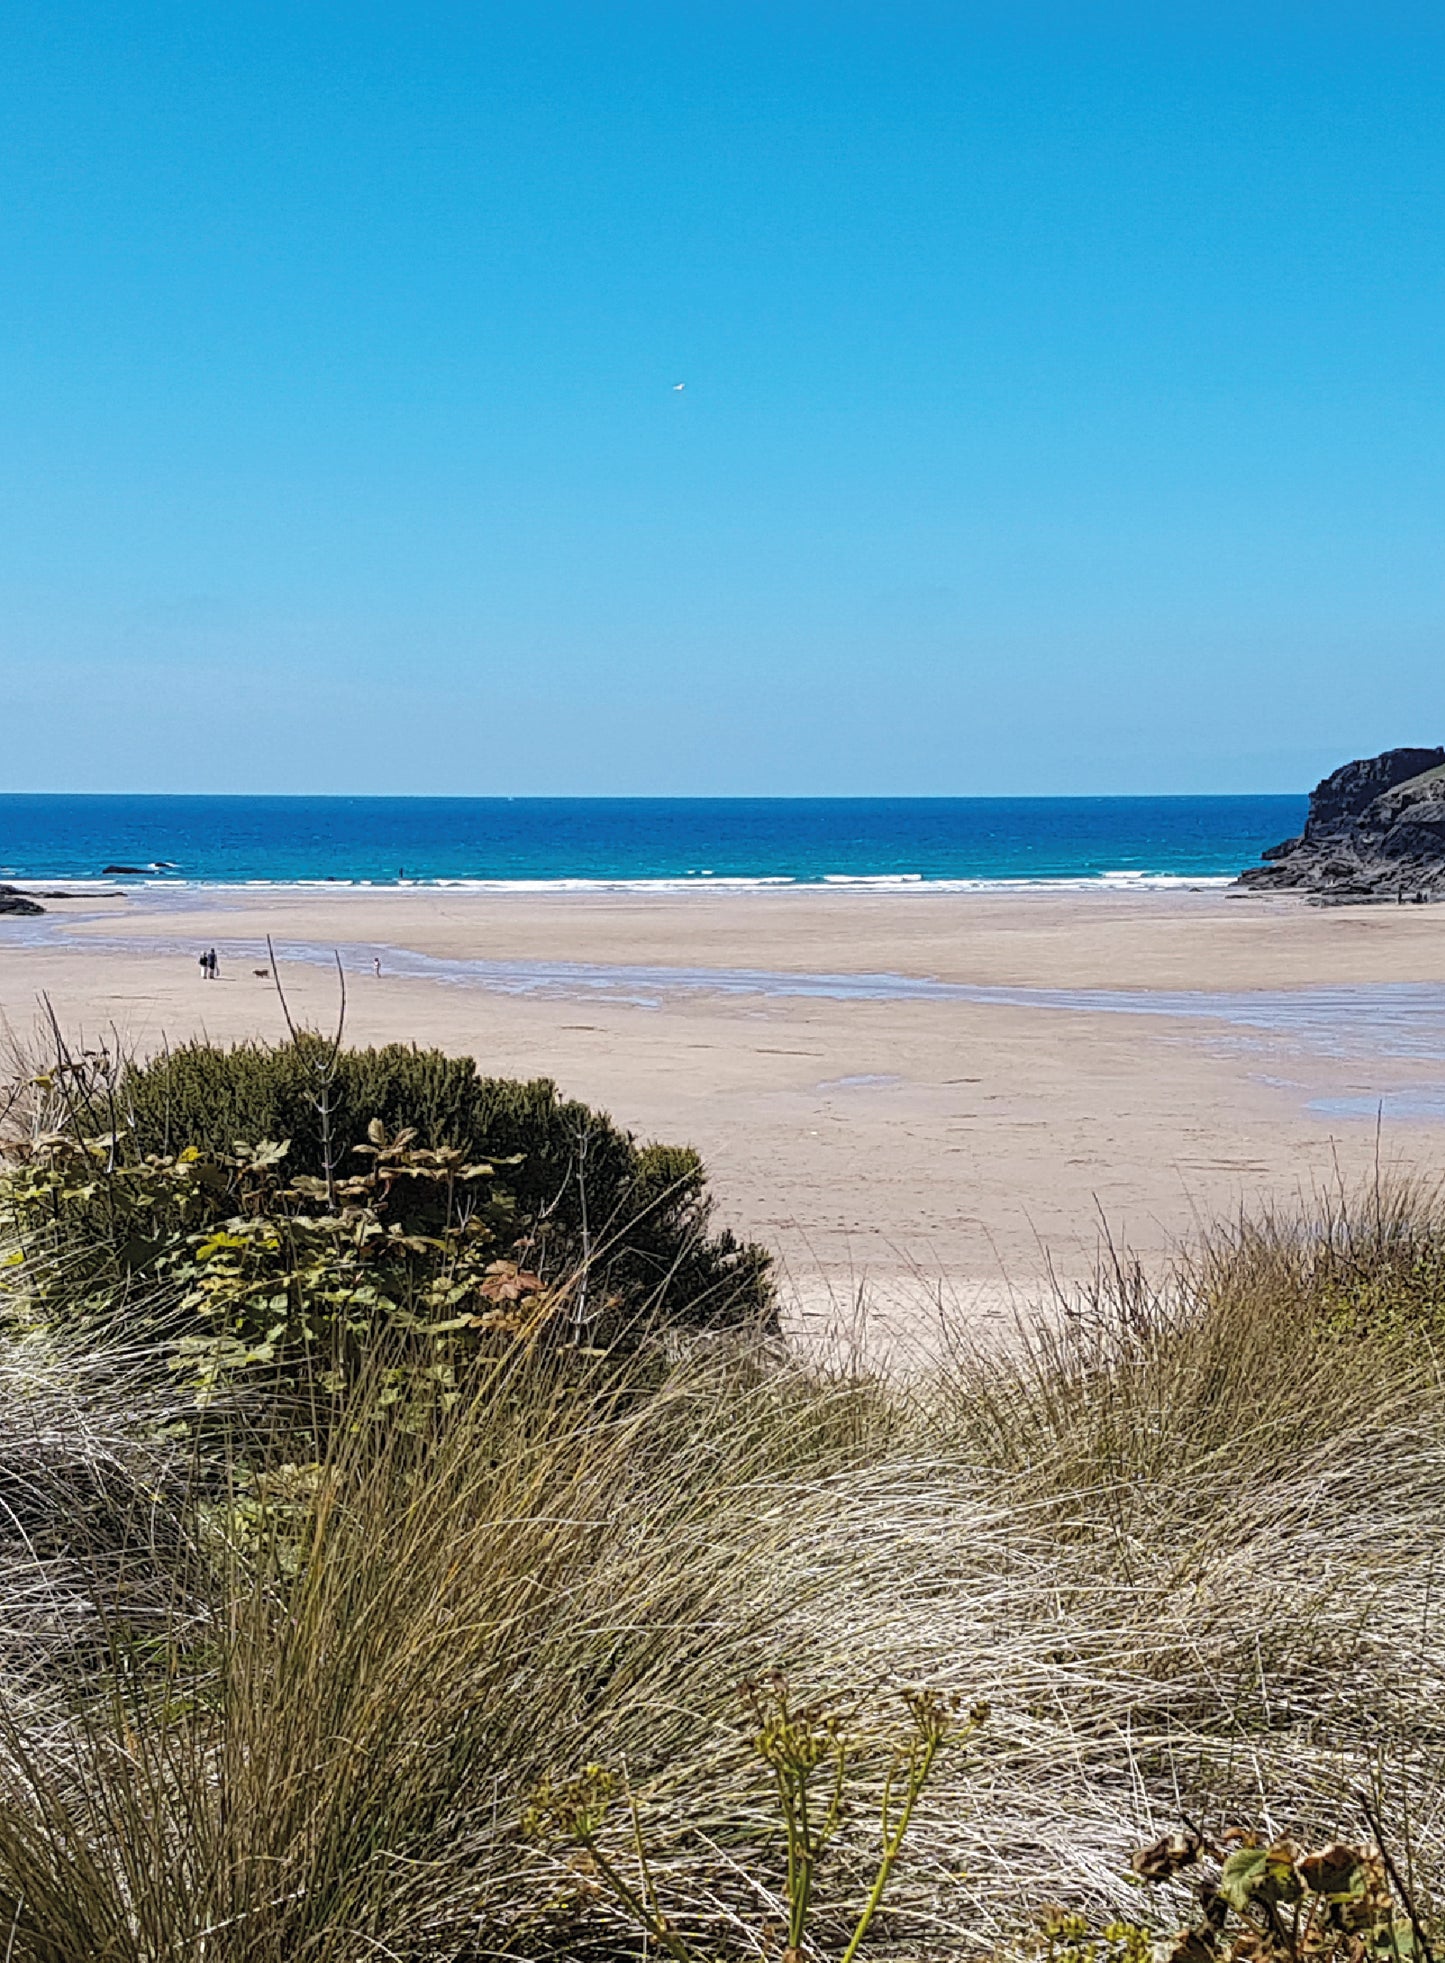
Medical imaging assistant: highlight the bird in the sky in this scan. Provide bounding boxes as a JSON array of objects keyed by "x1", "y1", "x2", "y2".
[{"x1": 673, "y1": 382, "x2": 686, "y2": 391}]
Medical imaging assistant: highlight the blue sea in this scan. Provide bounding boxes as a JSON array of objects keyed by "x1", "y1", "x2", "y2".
[{"x1": 0, "y1": 795, "x2": 1303, "y2": 889}]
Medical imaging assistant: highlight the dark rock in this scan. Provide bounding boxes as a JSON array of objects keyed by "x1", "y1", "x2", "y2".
[
  {"x1": 1303, "y1": 748, "x2": 1444, "y2": 833},
  {"x1": 0, "y1": 885, "x2": 44, "y2": 916},
  {"x1": 1240, "y1": 746, "x2": 1445, "y2": 900},
  {"x1": 101, "y1": 864, "x2": 149, "y2": 875},
  {"x1": 1390, "y1": 800, "x2": 1445, "y2": 829}
]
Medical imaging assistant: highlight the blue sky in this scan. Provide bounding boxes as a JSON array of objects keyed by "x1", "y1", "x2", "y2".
[{"x1": 2, "y1": 4, "x2": 1443, "y2": 795}]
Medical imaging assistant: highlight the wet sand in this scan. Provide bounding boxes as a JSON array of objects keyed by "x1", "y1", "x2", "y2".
[{"x1": 3, "y1": 883, "x2": 1443, "y2": 1345}]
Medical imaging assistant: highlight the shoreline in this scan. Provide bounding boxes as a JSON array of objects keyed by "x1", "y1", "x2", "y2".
[{"x1": 5, "y1": 871, "x2": 1245, "y2": 898}]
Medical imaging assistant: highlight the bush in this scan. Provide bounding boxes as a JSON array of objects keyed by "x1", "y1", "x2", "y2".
[
  {"x1": 124, "y1": 1036, "x2": 770, "y2": 1321},
  {"x1": 1, "y1": 1036, "x2": 773, "y2": 1400}
]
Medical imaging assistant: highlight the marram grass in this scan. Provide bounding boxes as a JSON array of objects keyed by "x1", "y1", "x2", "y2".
[{"x1": 0, "y1": 1186, "x2": 1442, "y2": 1957}]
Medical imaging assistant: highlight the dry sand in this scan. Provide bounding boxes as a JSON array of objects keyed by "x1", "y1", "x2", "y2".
[{"x1": 3, "y1": 883, "x2": 1443, "y2": 1348}]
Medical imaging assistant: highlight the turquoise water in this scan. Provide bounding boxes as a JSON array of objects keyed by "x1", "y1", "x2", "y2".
[{"x1": 0, "y1": 794, "x2": 1304, "y2": 887}]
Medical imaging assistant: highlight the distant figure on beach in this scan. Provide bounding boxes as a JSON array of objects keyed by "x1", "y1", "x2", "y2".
[
  {"x1": 373, "y1": 956, "x2": 382, "y2": 977},
  {"x1": 198, "y1": 951, "x2": 208, "y2": 981},
  {"x1": 208, "y1": 947, "x2": 219, "y2": 980}
]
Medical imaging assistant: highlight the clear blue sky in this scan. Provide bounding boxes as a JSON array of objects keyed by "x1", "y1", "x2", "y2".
[{"x1": 2, "y1": 4, "x2": 1442, "y2": 795}]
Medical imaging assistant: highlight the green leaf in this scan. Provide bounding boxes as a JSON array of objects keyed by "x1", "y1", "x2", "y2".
[
  {"x1": 1219, "y1": 1848, "x2": 1269, "y2": 1912},
  {"x1": 1220, "y1": 1845, "x2": 1303, "y2": 1912}
]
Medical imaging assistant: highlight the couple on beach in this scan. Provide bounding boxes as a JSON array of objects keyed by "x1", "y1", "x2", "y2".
[{"x1": 197, "y1": 947, "x2": 220, "y2": 980}]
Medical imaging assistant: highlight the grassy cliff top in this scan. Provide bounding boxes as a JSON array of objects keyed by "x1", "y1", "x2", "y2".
[{"x1": 1384, "y1": 759, "x2": 1445, "y2": 800}]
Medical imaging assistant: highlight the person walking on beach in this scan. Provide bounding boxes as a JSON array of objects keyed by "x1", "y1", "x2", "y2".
[
  {"x1": 198, "y1": 951, "x2": 209, "y2": 981},
  {"x1": 207, "y1": 947, "x2": 219, "y2": 980}
]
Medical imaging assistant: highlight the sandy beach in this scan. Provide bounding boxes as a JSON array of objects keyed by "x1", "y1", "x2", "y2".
[{"x1": 4, "y1": 881, "x2": 1443, "y2": 1343}]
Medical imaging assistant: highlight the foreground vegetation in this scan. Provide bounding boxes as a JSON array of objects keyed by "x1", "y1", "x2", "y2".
[{"x1": 0, "y1": 1024, "x2": 1441, "y2": 1959}]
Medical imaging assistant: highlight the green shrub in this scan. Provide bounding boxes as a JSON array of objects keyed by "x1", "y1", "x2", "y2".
[
  {"x1": 1, "y1": 1037, "x2": 773, "y2": 1399},
  {"x1": 122, "y1": 1037, "x2": 770, "y2": 1322}
]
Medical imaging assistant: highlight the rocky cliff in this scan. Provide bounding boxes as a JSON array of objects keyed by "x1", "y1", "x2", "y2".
[{"x1": 1239, "y1": 746, "x2": 1445, "y2": 900}]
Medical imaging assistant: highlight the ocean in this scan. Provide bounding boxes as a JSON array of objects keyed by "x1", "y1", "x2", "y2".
[{"x1": 0, "y1": 794, "x2": 1305, "y2": 889}]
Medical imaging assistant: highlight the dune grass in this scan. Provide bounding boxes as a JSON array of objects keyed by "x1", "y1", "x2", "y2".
[{"x1": 0, "y1": 1168, "x2": 1442, "y2": 1957}]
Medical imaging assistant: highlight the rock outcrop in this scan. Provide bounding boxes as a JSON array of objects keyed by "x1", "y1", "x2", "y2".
[
  {"x1": 0, "y1": 885, "x2": 45, "y2": 916},
  {"x1": 1239, "y1": 746, "x2": 1445, "y2": 900}
]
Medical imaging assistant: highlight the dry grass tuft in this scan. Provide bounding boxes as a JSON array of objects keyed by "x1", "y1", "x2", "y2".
[{"x1": 0, "y1": 1185, "x2": 1440, "y2": 1956}]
